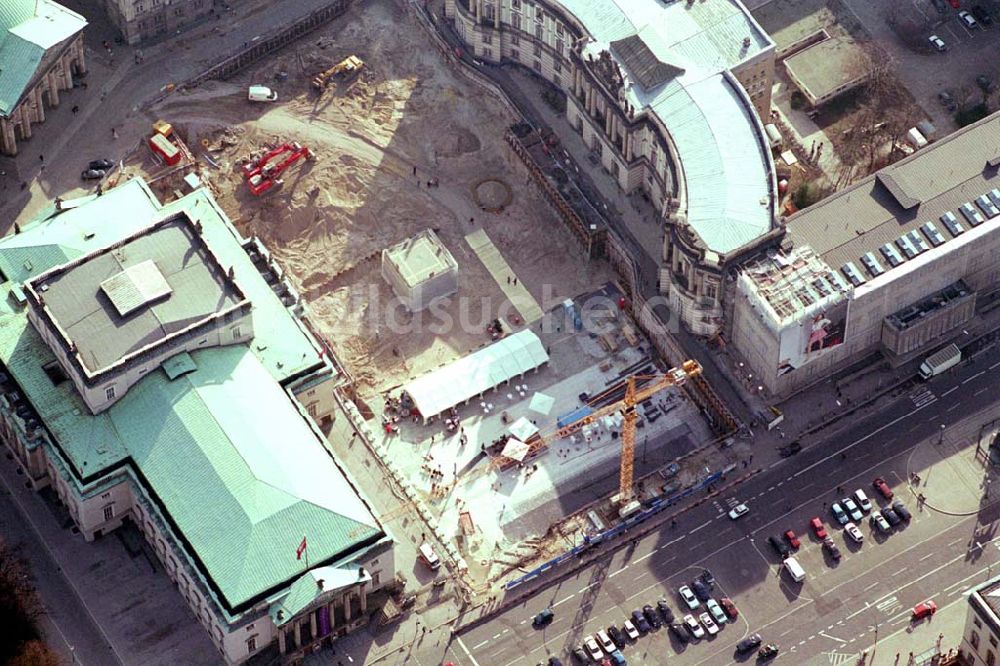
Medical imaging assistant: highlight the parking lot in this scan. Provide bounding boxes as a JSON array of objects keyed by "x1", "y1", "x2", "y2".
[{"x1": 837, "y1": 0, "x2": 1000, "y2": 130}]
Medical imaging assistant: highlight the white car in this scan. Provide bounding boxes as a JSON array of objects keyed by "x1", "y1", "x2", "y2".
[
  {"x1": 583, "y1": 635, "x2": 603, "y2": 660},
  {"x1": 871, "y1": 512, "x2": 892, "y2": 534},
  {"x1": 854, "y1": 489, "x2": 872, "y2": 513},
  {"x1": 842, "y1": 497, "x2": 863, "y2": 521},
  {"x1": 845, "y1": 521, "x2": 865, "y2": 544},
  {"x1": 728, "y1": 503, "x2": 749, "y2": 520},
  {"x1": 623, "y1": 619, "x2": 640, "y2": 641},
  {"x1": 683, "y1": 613, "x2": 705, "y2": 639},
  {"x1": 929, "y1": 34, "x2": 947, "y2": 51},
  {"x1": 706, "y1": 598, "x2": 727, "y2": 625},
  {"x1": 699, "y1": 611, "x2": 720, "y2": 636},
  {"x1": 596, "y1": 630, "x2": 615, "y2": 654},
  {"x1": 679, "y1": 585, "x2": 701, "y2": 609},
  {"x1": 959, "y1": 10, "x2": 978, "y2": 29}
]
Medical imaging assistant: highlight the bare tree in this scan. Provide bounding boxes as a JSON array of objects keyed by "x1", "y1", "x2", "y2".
[{"x1": 843, "y1": 44, "x2": 913, "y2": 170}]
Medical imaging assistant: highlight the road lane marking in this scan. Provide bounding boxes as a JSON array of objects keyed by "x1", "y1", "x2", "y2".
[
  {"x1": 892, "y1": 567, "x2": 908, "y2": 576},
  {"x1": 977, "y1": 387, "x2": 991, "y2": 396},
  {"x1": 941, "y1": 386, "x2": 959, "y2": 397},
  {"x1": 552, "y1": 593, "x2": 575, "y2": 607},
  {"x1": 634, "y1": 551, "x2": 655, "y2": 563},
  {"x1": 820, "y1": 632, "x2": 847, "y2": 644},
  {"x1": 459, "y1": 636, "x2": 485, "y2": 665},
  {"x1": 990, "y1": 359, "x2": 1000, "y2": 370},
  {"x1": 864, "y1": 581, "x2": 879, "y2": 591},
  {"x1": 609, "y1": 565, "x2": 628, "y2": 578},
  {"x1": 472, "y1": 638, "x2": 489, "y2": 649},
  {"x1": 963, "y1": 371, "x2": 986, "y2": 384},
  {"x1": 688, "y1": 521, "x2": 710, "y2": 535},
  {"x1": 920, "y1": 552, "x2": 935, "y2": 561}
]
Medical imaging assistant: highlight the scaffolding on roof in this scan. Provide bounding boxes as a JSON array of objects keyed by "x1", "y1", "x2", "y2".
[{"x1": 741, "y1": 246, "x2": 849, "y2": 325}]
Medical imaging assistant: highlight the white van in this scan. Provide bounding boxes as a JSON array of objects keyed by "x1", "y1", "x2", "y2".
[
  {"x1": 784, "y1": 557, "x2": 806, "y2": 582},
  {"x1": 248, "y1": 85, "x2": 278, "y2": 102},
  {"x1": 418, "y1": 542, "x2": 440, "y2": 570}
]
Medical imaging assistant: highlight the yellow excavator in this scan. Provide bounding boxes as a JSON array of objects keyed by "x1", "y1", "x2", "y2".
[{"x1": 311, "y1": 55, "x2": 364, "y2": 91}]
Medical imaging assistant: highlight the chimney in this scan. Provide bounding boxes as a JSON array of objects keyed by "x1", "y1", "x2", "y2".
[
  {"x1": 316, "y1": 578, "x2": 324, "y2": 589},
  {"x1": 743, "y1": 37, "x2": 751, "y2": 49},
  {"x1": 358, "y1": 566, "x2": 367, "y2": 580}
]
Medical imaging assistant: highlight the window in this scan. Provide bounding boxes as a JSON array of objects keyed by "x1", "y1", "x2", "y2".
[
  {"x1": 511, "y1": 0, "x2": 520, "y2": 8},
  {"x1": 976, "y1": 618, "x2": 984, "y2": 629},
  {"x1": 511, "y1": 33, "x2": 519, "y2": 46},
  {"x1": 535, "y1": 9, "x2": 544, "y2": 23},
  {"x1": 232, "y1": 326, "x2": 242, "y2": 338},
  {"x1": 992, "y1": 635, "x2": 999, "y2": 648},
  {"x1": 511, "y1": 13, "x2": 521, "y2": 30},
  {"x1": 246, "y1": 636, "x2": 258, "y2": 653},
  {"x1": 510, "y1": 48, "x2": 520, "y2": 60},
  {"x1": 556, "y1": 22, "x2": 564, "y2": 36},
  {"x1": 307, "y1": 403, "x2": 318, "y2": 417},
  {"x1": 103, "y1": 505, "x2": 114, "y2": 521},
  {"x1": 705, "y1": 282, "x2": 718, "y2": 300},
  {"x1": 556, "y1": 37, "x2": 564, "y2": 54},
  {"x1": 554, "y1": 59, "x2": 561, "y2": 73},
  {"x1": 372, "y1": 571, "x2": 381, "y2": 587},
  {"x1": 482, "y1": 34, "x2": 492, "y2": 45},
  {"x1": 483, "y1": 47, "x2": 492, "y2": 59},
  {"x1": 105, "y1": 386, "x2": 116, "y2": 401},
  {"x1": 988, "y1": 650, "x2": 996, "y2": 666},
  {"x1": 534, "y1": 24, "x2": 543, "y2": 40},
  {"x1": 533, "y1": 60, "x2": 541, "y2": 73},
  {"x1": 533, "y1": 43, "x2": 542, "y2": 57},
  {"x1": 553, "y1": 74, "x2": 561, "y2": 87},
  {"x1": 973, "y1": 631, "x2": 981, "y2": 649}
]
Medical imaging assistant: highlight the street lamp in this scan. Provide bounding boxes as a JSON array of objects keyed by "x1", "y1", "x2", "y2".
[
  {"x1": 939, "y1": 424, "x2": 946, "y2": 445},
  {"x1": 869, "y1": 623, "x2": 879, "y2": 665}
]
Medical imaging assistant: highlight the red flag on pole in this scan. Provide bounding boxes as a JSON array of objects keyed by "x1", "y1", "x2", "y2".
[{"x1": 296, "y1": 536, "x2": 307, "y2": 560}]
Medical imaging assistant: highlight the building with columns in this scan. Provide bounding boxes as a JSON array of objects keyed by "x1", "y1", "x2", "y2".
[
  {"x1": 0, "y1": 0, "x2": 87, "y2": 156},
  {"x1": 444, "y1": 0, "x2": 780, "y2": 337},
  {"x1": 100, "y1": 0, "x2": 213, "y2": 45},
  {"x1": 0, "y1": 178, "x2": 395, "y2": 664}
]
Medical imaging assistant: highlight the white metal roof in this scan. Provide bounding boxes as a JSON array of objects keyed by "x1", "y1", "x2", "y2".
[
  {"x1": 403, "y1": 329, "x2": 549, "y2": 419},
  {"x1": 564, "y1": 0, "x2": 775, "y2": 254}
]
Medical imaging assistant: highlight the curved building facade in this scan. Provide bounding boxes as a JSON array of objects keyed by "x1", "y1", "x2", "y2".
[{"x1": 445, "y1": 0, "x2": 780, "y2": 336}]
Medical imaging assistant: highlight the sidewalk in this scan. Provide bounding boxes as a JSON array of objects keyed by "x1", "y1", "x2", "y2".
[{"x1": 866, "y1": 596, "x2": 967, "y2": 666}]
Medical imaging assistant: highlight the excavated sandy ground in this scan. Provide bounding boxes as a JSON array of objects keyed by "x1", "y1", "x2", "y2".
[{"x1": 149, "y1": 0, "x2": 611, "y2": 395}]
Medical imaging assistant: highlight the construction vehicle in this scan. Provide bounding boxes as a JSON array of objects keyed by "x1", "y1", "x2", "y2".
[
  {"x1": 312, "y1": 55, "x2": 364, "y2": 91},
  {"x1": 496, "y1": 360, "x2": 702, "y2": 515},
  {"x1": 241, "y1": 142, "x2": 313, "y2": 196}
]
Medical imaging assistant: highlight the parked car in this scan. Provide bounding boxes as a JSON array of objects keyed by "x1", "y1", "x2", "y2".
[
  {"x1": 959, "y1": 9, "x2": 979, "y2": 26},
  {"x1": 700, "y1": 569, "x2": 716, "y2": 586},
  {"x1": 913, "y1": 600, "x2": 938, "y2": 620},
  {"x1": 949, "y1": 0, "x2": 961, "y2": 8},
  {"x1": 81, "y1": 168, "x2": 107, "y2": 180},
  {"x1": 607, "y1": 625, "x2": 624, "y2": 648},
  {"x1": 810, "y1": 517, "x2": 828, "y2": 539},
  {"x1": 583, "y1": 635, "x2": 603, "y2": 661},
  {"x1": 873, "y1": 477, "x2": 893, "y2": 500},
  {"x1": 623, "y1": 619, "x2": 640, "y2": 641},
  {"x1": 736, "y1": 633, "x2": 762, "y2": 653},
  {"x1": 768, "y1": 535, "x2": 791, "y2": 558},
  {"x1": 631, "y1": 609, "x2": 650, "y2": 633},
  {"x1": 657, "y1": 598, "x2": 675, "y2": 623},
  {"x1": 691, "y1": 579, "x2": 712, "y2": 601},
  {"x1": 822, "y1": 536, "x2": 842, "y2": 560},
  {"x1": 882, "y1": 506, "x2": 902, "y2": 527},
  {"x1": 678, "y1": 585, "x2": 700, "y2": 610},
  {"x1": 548, "y1": 657, "x2": 563, "y2": 666},
  {"x1": 759, "y1": 643, "x2": 780, "y2": 660},
  {"x1": 854, "y1": 489, "x2": 872, "y2": 513},
  {"x1": 871, "y1": 512, "x2": 892, "y2": 533},
  {"x1": 683, "y1": 614, "x2": 705, "y2": 639},
  {"x1": 971, "y1": 4, "x2": 993, "y2": 24},
  {"x1": 88, "y1": 159, "x2": 114, "y2": 171},
  {"x1": 571, "y1": 646, "x2": 589, "y2": 663},
  {"x1": 706, "y1": 598, "x2": 727, "y2": 625},
  {"x1": 842, "y1": 497, "x2": 864, "y2": 521},
  {"x1": 831, "y1": 503, "x2": 849, "y2": 525},
  {"x1": 669, "y1": 622, "x2": 690, "y2": 644},
  {"x1": 845, "y1": 522, "x2": 864, "y2": 543},
  {"x1": 778, "y1": 441, "x2": 802, "y2": 457},
  {"x1": 929, "y1": 34, "x2": 947, "y2": 51},
  {"x1": 938, "y1": 91, "x2": 957, "y2": 111},
  {"x1": 892, "y1": 500, "x2": 912, "y2": 522},
  {"x1": 720, "y1": 597, "x2": 739, "y2": 619},
  {"x1": 643, "y1": 604, "x2": 662, "y2": 628},
  {"x1": 784, "y1": 530, "x2": 801, "y2": 549},
  {"x1": 699, "y1": 612, "x2": 720, "y2": 636},
  {"x1": 728, "y1": 503, "x2": 749, "y2": 520},
  {"x1": 596, "y1": 630, "x2": 616, "y2": 654}
]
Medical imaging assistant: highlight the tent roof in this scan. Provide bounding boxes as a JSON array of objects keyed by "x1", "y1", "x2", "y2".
[
  {"x1": 403, "y1": 329, "x2": 548, "y2": 418},
  {"x1": 528, "y1": 391, "x2": 555, "y2": 415},
  {"x1": 500, "y1": 438, "x2": 530, "y2": 462},
  {"x1": 509, "y1": 416, "x2": 539, "y2": 441}
]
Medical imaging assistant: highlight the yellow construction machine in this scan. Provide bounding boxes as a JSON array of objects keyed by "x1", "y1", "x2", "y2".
[{"x1": 311, "y1": 55, "x2": 364, "y2": 91}]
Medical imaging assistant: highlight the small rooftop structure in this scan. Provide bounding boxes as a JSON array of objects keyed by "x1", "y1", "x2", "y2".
[
  {"x1": 381, "y1": 229, "x2": 458, "y2": 311},
  {"x1": 783, "y1": 36, "x2": 867, "y2": 106},
  {"x1": 403, "y1": 329, "x2": 549, "y2": 421}
]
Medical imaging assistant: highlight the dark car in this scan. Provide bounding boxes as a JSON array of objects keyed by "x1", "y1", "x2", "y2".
[
  {"x1": 691, "y1": 579, "x2": 712, "y2": 601},
  {"x1": 533, "y1": 608, "x2": 554, "y2": 627},
  {"x1": 548, "y1": 658, "x2": 563, "y2": 666},
  {"x1": 657, "y1": 598, "x2": 675, "y2": 623},
  {"x1": 631, "y1": 609, "x2": 651, "y2": 633},
  {"x1": 822, "y1": 536, "x2": 842, "y2": 561},
  {"x1": 81, "y1": 168, "x2": 107, "y2": 180},
  {"x1": 882, "y1": 506, "x2": 902, "y2": 526},
  {"x1": 88, "y1": 159, "x2": 114, "y2": 171},
  {"x1": 759, "y1": 643, "x2": 780, "y2": 660},
  {"x1": 938, "y1": 91, "x2": 957, "y2": 111},
  {"x1": 768, "y1": 535, "x2": 791, "y2": 558},
  {"x1": 571, "y1": 646, "x2": 588, "y2": 663},
  {"x1": 643, "y1": 604, "x2": 662, "y2": 628},
  {"x1": 892, "y1": 500, "x2": 912, "y2": 522},
  {"x1": 778, "y1": 441, "x2": 802, "y2": 457},
  {"x1": 736, "y1": 633, "x2": 762, "y2": 653},
  {"x1": 977, "y1": 74, "x2": 995, "y2": 92},
  {"x1": 669, "y1": 622, "x2": 690, "y2": 643},
  {"x1": 972, "y1": 5, "x2": 993, "y2": 24},
  {"x1": 700, "y1": 569, "x2": 716, "y2": 586},
  {"x1": 607, "y1": 625, "x2": 624, "y2": 648}
]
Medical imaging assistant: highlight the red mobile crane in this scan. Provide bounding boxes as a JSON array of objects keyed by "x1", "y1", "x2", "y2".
[{"x1": 242, "y1": 142, "x2": 313, "y2": 196}]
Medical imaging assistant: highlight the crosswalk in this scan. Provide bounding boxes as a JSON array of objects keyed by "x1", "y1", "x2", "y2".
[
  {"x1": 825, "y1": 652, "x2": 855, "y2": 666},
  {"x1": 910, "y1": 387, "x2": 937, "y2": 408}
]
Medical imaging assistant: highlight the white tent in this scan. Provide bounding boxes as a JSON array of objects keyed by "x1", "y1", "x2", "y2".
[
  {"x1": 509, "y1": 416, "x2": 539, "y2": 442},
  {"x1": 528, "y1": 391, "x2": 555, "y2": 415},
  {"x1": 403, "y1": 329, "x2": 549, "y2": 420},
  {"x1": 500, "y1": 438, "x2": 530, "y2": 462}
]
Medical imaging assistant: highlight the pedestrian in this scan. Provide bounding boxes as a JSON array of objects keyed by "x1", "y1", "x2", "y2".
[
  {"x1": 507, "y1": 276, "x2": 511, "y2": 284},
  {"x1": 71, "y1": 105, "x2": 79, "y2": 114},
  {"x1": 412, "y1": 165, "x2": 417, "y2": 176},
  {"x1": 513, "y1": 277, "x2": 518, "y2": 286},
  {"x1": 38, "y1": 154, "x2": 44, "y2": 162},
  {"x1": 112, "y1": 127, "x2": 118, "y2": 139}
]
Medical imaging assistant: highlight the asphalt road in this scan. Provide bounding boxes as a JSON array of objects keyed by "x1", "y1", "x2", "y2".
[{"x1": 449, "y1": 342, "x2": 1000, "y2": 666}]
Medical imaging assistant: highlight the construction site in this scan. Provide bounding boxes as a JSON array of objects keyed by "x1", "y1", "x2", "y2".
[{"x1": 101, "y1": 0, "x2": 743, "y2": 595}]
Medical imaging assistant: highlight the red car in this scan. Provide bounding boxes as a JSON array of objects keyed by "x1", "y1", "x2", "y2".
[
  {"x1": 721, "y1": 597, "x2": 739, "y2": 619},
  {"x1": 810, "y1": 517, "x2": 828, "y2": 539},
  {"x1": 784, "y1": 530, "x2": 801, "y2": 549},
  {"x1": 913, "y1": 600, "x2": 938, "y2": 620},
  {"x1": 948, "y1": 0, "x2": 960, "y2": 7},
  {"x1": 873, "y1": 477, "x2": 893, "y2": 500}
]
